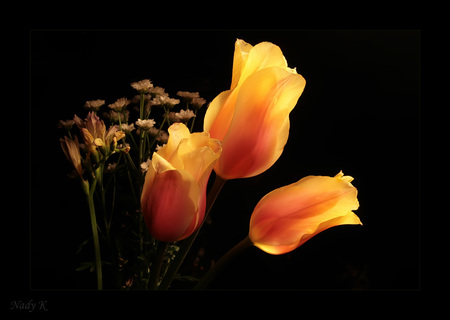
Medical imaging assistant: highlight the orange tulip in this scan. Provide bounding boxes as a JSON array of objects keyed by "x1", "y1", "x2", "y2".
[
  {"x1": 141, "y1": 123, "x2": 222, "y2": 242},
  {"x1": 249, "y1": 171, "x2": 361, "y2": 255},
  {"x1": 204, "y1": 39, "x2": 306, "y2": 180}
]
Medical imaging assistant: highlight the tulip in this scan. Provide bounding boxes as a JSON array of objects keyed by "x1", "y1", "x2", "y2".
[
  {"x1": 141, "y1": 123, "x2": 222, "y2": 242},
  {"x1": 204, "y1": 39, "x2": 306, "y2": 180},
  {"x1": 249, "y1": 171, "x2": 361, "y2": 255}
]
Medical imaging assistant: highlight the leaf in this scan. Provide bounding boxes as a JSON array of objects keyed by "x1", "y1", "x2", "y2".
[
  {"x1": 76, "y1": 261, "x2": 94, "y2": 272},
  {"x1": 76, "y1": 237, "x2": 92, "y2": 255}
]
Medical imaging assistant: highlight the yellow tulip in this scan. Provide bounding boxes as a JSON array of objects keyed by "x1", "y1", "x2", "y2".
[
  {"x1": 204, "y1": 39, "x2": 306, "y2": 180},
  {"x1": 141, "y1": 123, "x2": 222, "y2": 242},
  {"x1": 249, "y1": 172, "x2": 361, "y2": 255}
]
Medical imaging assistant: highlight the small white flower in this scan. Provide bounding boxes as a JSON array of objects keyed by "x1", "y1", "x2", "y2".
[
  {"x1": 140, "y1": 158, "x2": 152, "y2": 172},
  {"x1": 131, "y1": 79, "x2": 153, "y2": 93},
  {"x1": 191, "y1": 97, "x2": 207, "y2": 109},
  {"x1": 58, "y1": 119, "x2": 76, "y2": 129},
  {"x1": 175, "y1": 109, "x2": 196, "y2": 122},
  {"x1": 103, "y1": 110, "x2": 129, "y2": 123},
  {"x1": 108, "y1": 97, "x2": 130, "y2": 112},
  {"x1": 153, "y1": 95, "x2": 180, "y2": 108},
  {"x1": 105, "y1": 162, "x2": 117, "y2": 173},
  {"x1": 149, "y1": 86, "x2": 167, "y2": 97},
  {"x1": 120, "y1": 123, "x2": 135, "y2": 133},
  {"x1": 156, "y1": 131, "x2": 169, "y2": 143},
  {"x1": 168, "y1": 112, "x2": 181, "y2": 123},
  {"x1": 177, "y1": 91, "x2": 200, "y2": 100},
  {"x1": 84, "y1": 99, "x2": 105, "y2": 111},
  {"x1": 135, "y1": 119, "x2": 156, "y2": 131}
]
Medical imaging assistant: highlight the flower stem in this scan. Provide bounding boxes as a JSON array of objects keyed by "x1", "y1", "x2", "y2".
[
  {"x1": 139, "y1": 93, "x2": 145, "y2": 120},
  {"x1": 158, "y1": 175, "x2": 227, "y2": 290},
  {"x1": 194, "y1": 236, "x2": 252, "y2": 290},
  {"x1": 86, "y1": 179, "x2": 103, "y2": 290},
  {"x1": 189, "y1": 109, "x2": 198, "y2": 132},
  {"x1": 148, "y1": 241, "x2": 168, "y2": 290}
]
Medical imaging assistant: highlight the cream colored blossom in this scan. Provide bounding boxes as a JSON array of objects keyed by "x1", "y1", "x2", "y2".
[
  {"x1": 149, "y1": 86, "x2": 167, "y2": 97},
  {"x1": 177, "y1": 91, "x2": 200, "y2": 100},
  {"x1": 135, "y1": 119, "x2": 156, "y2": 131},
  {"x1": 84, "y1": 99, "x2": 105, "y2": 111},
  {"x1": 140, "y1": 158, "x2": 152, "y2": 172},
  {"x1": 58, "y1": 119, "x2": 76, "y2": 130},
  {"x1": 120, "y1": 123, "x2": 135, "y2": 133},
  {"x1": 153, "y1": 95, "x2": 180, "y2": 108},
  {"x1": 131, "y1": 79, "x2": 153, "y2": 93},
  {"x1": 108, "y1": 97, "x2": 130, "y2": 112},
  {"x1": 191, "y1": 97, "x2": 207, "y2": 109},
  {"x1": 175, "y1": 109, "x2": 196, "y2": 122}
]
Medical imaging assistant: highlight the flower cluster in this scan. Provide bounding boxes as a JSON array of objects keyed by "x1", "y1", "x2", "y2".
[{"x1": 58, "y1": 39, "x2": 361, "y2": 290}]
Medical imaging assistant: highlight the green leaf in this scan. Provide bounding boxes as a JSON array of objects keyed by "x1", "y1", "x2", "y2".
[
  {"x1": 76, "y1": 237, "x2": 92, "y2": 255},
  {"x1": 76, "y1": 261, "x2": 94, "y2": 272}
]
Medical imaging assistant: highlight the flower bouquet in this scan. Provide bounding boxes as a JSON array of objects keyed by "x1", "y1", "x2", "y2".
[{"x1": 58, "y1": 39, "x2": 361, "y2": 290}]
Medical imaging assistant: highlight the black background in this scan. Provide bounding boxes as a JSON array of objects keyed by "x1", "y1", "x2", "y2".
[{"x1": 28, "y1": 30, "x2": 419, "y2": 296}]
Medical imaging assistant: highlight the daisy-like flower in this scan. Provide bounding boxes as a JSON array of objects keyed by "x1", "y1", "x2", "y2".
[
  {"x1": 148, "y1": 128, "x2": 169, "y2": 144},
  {"x1": 58, "y1": 119, "x2": 76, "y2": 130},
  {"x1": 135, "y1": 119, "x2": 156, "y2": 131},
  {"x1": 175, "y1": 109, "x2": 196, "y2": 123},
  {"x1": 103, "y1": 110, "x2": 129, "y2": 123},
  {"x1": 153, "y1": 95, "x2": 180, "y2": 108},
  {"x1": 131, "y1": 79, "x2": 153, "y2": 93},
  {"x1": 191, "y1": 97, "x2": 207, "y2": 110},
  {"x1": 120, "y1": 123, "x2": 135, "y2": 133},
  {"x1": 168, "y1": 112, "x2": 181, "y2": 123},
  {"x1": 140, "y1": 158, "x2": 152, "y2": 172},
  {"x1": 105, "y1": 162, "x2": 117, "y2": 173},
  {"x1": 84, "y1": 99, "x2": 105, "y2": 111},
  {"x1": 177, "y1": 91, "x2": 200, "y2": 101},
  {"x1": 149, "y1": 86, "x2": 167, "y2": 97},
  {"x1": 108, "y1": 97, "x2": 130, "y2": 112}
]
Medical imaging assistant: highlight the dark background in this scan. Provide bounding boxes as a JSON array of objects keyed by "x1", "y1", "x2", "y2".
[{"x1": 28, "y1": 30, "x2": 419, "y2": 294}]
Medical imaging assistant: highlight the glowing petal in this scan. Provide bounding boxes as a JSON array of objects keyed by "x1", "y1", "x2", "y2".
[{"x1": 249, "y1": 172, "x2": 361, "y2": 255}]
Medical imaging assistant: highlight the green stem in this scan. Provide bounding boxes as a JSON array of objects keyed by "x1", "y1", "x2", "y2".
[
  {"x1": 139, "y1": 131, "x2": 145, "y2": 166},
  {"x1": 148, "y1": 241, "x2": 168, "y2": 290},
  {"x1": 139, "y1": 93, "x2": 145, "y2": 120},
  {"x1": 86, "y1": 179, "x2": 103, "y2": 290},
  {"x1": 194, "y1": 237, "x2": 252, "y2": 290},
  {"x1": 148, "y1": 107, "x2": 170, "y2": 152},
  {"x1": 158, "y1": 175, "x2": 227, "y2": 290},
  {"x1": 189, "y1": 109, "x2": 198, "y2": 132}
]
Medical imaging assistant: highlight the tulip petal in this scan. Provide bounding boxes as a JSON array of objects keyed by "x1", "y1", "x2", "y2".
[
  {"x1": 142, "y1": 166, "x2": 200, "y2": 242},
  {"x1": 203, "y1": 89, "x2": 236, "y2": 142},
  {"x1": 206, "y1": 39, "x2": 295, "y2": 144},
  {"x1": 249, "y1": 173, "x2": 361, "y2": 255},
  {"x1": 157, "y1": 122, "x2": 191, "y2": 168},
  {"x1": 231, "y1": 39, "x2": 254, "y2": 90},
  {"x1": 231, "y1": 39, "x2": 288, "y2": 90},
  {"x1": 216, "y1": 67, "x2": 306, "y2": 179},
  {"x1": 141, "y1": 123, "x2": 222, "y2": 242},
  {"x1": 177, "y1": 133, "x2": 220, "y2": 180}
]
